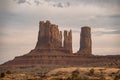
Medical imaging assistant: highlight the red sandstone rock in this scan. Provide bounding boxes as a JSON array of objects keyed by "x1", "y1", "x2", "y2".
[
  {"x1": 35, "y1": 20, "x2": 72, "y2": 53},
  {"x1": 63, "y1": 30, "x2": 72, "y2": 53},
  {"x1": 77, "y1": 26, "x2": 92, "y2": 55},
  {"x1": 35, "y1": 20, "x2": 62, "y2": 50},
  {"x1": 1, "y1": 20, "x2": 120, "y2": 70}
]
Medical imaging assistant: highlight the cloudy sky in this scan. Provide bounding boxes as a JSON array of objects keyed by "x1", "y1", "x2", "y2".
[{"x1": 0, "y1": 0, "x2": 120, "y2": 64}]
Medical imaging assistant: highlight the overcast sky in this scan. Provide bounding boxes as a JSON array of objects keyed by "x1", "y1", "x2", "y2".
[{"x1": 0, "y1": 0, "x2": 120, "y2": 64}]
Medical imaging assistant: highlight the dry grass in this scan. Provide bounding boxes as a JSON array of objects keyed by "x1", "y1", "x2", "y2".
[{"x1": 0, "y1": 67, "x2": 120, "y2": 80}]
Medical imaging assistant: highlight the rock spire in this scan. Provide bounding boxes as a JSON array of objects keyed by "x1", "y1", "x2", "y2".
[
  {"x1": 77, "y1": 26, "x2": 92, "y2": 55},
  {"x1": 64, "y1": 30, "x2": 72, "y2": 53}
]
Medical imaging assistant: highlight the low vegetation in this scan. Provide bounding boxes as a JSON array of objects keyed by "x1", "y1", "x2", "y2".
[
  {"x1": 1, "y1": 67, "x2": 120, "y2": 80},
  {"x1": 6, "y1": 70, "x2": 11, "y2": 74},
  {"x1": 0, "y1": 72, "x2": 5, "y2": 78}
]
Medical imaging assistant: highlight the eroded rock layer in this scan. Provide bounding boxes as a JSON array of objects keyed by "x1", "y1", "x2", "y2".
[{"x1": 1, "y1": 50, "x2": 120, "y2": 69}]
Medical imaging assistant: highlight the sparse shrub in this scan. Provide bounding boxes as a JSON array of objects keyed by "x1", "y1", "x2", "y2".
[
  {"x1": 6, "y1": 70, "x2": 11, "y2": 74},
  {"x1": 99, "y1": 69, "x2": 105, "y2": 80},
  {"x1": 56, "y1": 71, "x2": 67, "y2": 76},
  {"x1": 67, "y1": 76, "x2": 88, "y2": 80},
  {"x1": 114, "y1": 70, "x2": 120, "y2": 80},
  {"x1": 37, "y1": 72, "x2": 46, "y2": 78},
  {"x1": 72, "y1": 69, "x2": 80, "y2": 78},
  {"x1": 114, "y1": 74, "x2": 120, "y2": 80},
  {"x1": 70, "y1": 69, "x2": 81, "y2": 80},
  {"x1": 66, "y1": 77, "x2": 71, "y2": 80},
  {"x1": 88, "y1": 68, "x2": 95, "y2": 76},
  {"x1": 51, "y1": 71, "x2": 67, "y2": 77},
  {"x1": 100, "y1": 75, "x2": 105, "y2": 80},
  {"x1": 0, "y1": 72, "x2": 5, "y2": 78}
]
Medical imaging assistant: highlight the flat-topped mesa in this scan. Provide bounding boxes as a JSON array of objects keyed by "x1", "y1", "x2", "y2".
[
  {"x1": 77, "y1": 26, "x2": 92, "y2": 55},
  {"x1": 35, "y1": 20, "x2": 62, "y2": 50},
  {"x1": 64, "y1": 30, "x2": 72, "y2": 53}
]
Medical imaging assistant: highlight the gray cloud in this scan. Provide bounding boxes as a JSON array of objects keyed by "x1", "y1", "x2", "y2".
[
  {"x1": 15, "y1": 0, "x2": 26, "y2": 4},
  {"x1": 53, "y1": 2, "x2": 63, "y2": 8},
  {"x1": 34, "y1": 0, "x2": 41, "y2": 5},
  {"x1": 13, "y1": 0, "x2": 120, "y2": 9},
  {"x1": 14, "y1": 0, "x2": 70, "y2": 8},
  {"x1": 53, "y1": 2, "x2": 70, "y2": 8},
  {"x1": 94, "y1": 30, "x2": 120, "y2": 36},
  {"x1": 73, "y1": 0, "x2": 120, "y2": 7},
  {"x1": 94, "y1": 15, "x2": 120, "y2": 29}
]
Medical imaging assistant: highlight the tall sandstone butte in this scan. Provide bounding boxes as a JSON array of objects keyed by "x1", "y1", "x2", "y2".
[
  {"x1": 64, "y1": 30, "x2": 72, "y2": 53},
  {"x1": 77, "y1": 26, "x2": 92, "y2": 55},
  {"x1": 35, "y1": 20, "x2": 72, "y2": 53}
]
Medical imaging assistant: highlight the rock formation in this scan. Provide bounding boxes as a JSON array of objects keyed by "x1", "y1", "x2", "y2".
[
  {"x1": 1, "y1": 20, "x2": 120, "y2": 70},
  {"x1": 35, "y1": 20, "x2": 72, "y2": 53},
  {"x1": 35, "y1": 20, "x2": 62, "y2": 50},
  {"x1": 77, "y1": 26, "x2": 92, "y2": 55},
  {"x1": 63, "y1": 30, "x2": 72, "y2": 53}
]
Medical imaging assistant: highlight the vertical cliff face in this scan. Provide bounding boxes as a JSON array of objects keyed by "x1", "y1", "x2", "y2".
[
  {"x1": 64, "y1": 30, "x2": 72, "y2": 53},
  {"x1": 35, "y1": 20, "x2": 62, "y2": 50},
  {"x1": 77, "y1": 27, "x2": 92, "y2": 55},
  {"x1": 35, "y1": 20, "x2": 72, "y2": 53}
]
